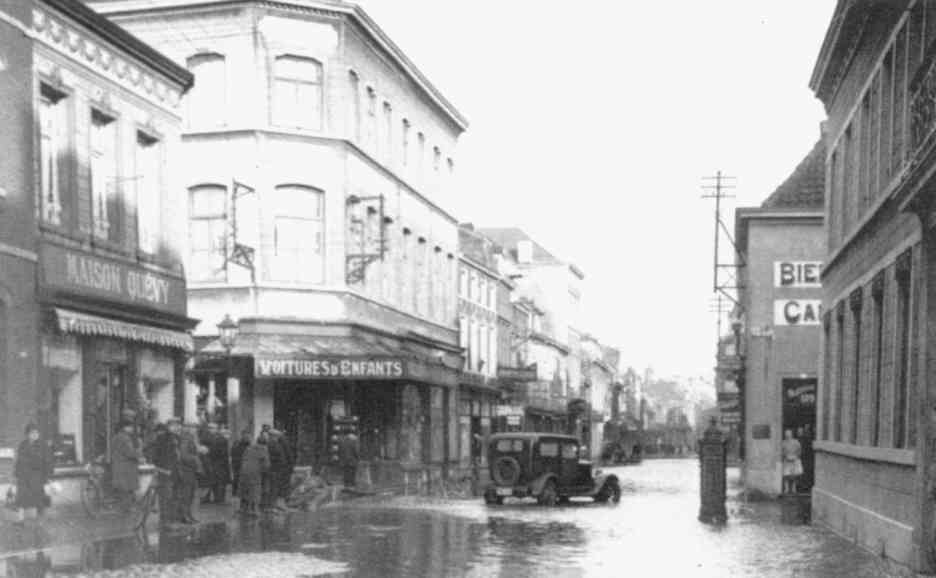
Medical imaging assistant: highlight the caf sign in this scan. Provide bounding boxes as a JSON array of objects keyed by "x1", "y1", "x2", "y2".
[{"x1": 774, "y1": 299, "x2": 822, "y2": 326}]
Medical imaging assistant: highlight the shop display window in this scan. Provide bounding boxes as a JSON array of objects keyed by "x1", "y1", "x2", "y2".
[{"x1": 43, "y1": 335, "x2": 82, "y2": 464}]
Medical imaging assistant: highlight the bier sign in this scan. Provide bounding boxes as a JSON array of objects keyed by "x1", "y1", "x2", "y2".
[
  {"x1": 774, "y1": 261, "x2": 822, "y2": 288},
  {"x1": 774, "y1": 299, "x2": 822, "y2": 326},
  {"x1": 255, "y1": 356, "x2": 405, "y2": 379}
]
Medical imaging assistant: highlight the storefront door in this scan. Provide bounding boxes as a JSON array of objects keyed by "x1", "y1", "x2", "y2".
[
  {"x1": 782, "y1": 377, "x2": 817, "y2": 492},
  {"x1": 91, "y1": 363, "x2": 127, "y2": 461}
]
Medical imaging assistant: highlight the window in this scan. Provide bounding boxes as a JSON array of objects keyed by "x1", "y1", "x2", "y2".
[
  {"x1": 561, "y1": 443, "x2": 578, "y2": 459},
  {"x1": 477, "y1": 278, "x2": 486, "y2": 305},
  {"x1": 90, "y1": 110, "x2": 118, "y2": 241},
  {"x1": 433, "y1": 146, "x2": 441, "y2": 172},
  {"x1": 459, "y1": 316, "x2": 469, "y2": 369},
  {"x1": 870, "y1": 276, "x2": 884, "y2": 446},
  {"x1": 135, "y1": 131, "x2": 161, "y2": 254},
  {"x1": 849, "y1": 290, "x2": 862, "y2": 445},
  {"x1": 821, "y1": 315, "x2": 832, "y2": 441},
  {"x1": 487, "y1": 281, "x2": 496, "y2": 309},
  {"x1": 402, "y1": 119, "x2": 411, "y2": 166},
  {"x1": 539, "y1": 442, "x2": 558, "y2": 457},
  {"x1": 479, "y1": 323, "x2": 488, "y2": 373},
  {"x1": 366, "y1": 87, "x2": 377, "y2": 148},
  {"x1": 382, "y1": 102, "x2": 393, "y2": 163},
  {"x1": 189, "y1": 185, "x2": 228, "y2": 282},
  {"x1": 39, "y1": 84, "x2": 68, "y2": 226},
  {"x1": 271, "y1": 185, "x2": 324, "y2": 283},
  {"x1": 894, "y1": 256, "x2": 912, "y2": 448},
  {"x1": 417, "y1": 132, "x2": 426, "y2": 172},
  {"x1": 272, "y1": 55, "x2": 322, "y2": 130},
  {"x1": 348, "y1": 70, "x2": 361, "y2": 142},
  {"x1": 186, "y1": 52, "x2": 226, "y2": 128},
  {"x1": 834, "y1": 306, "x2": 844, "y2": 442}
]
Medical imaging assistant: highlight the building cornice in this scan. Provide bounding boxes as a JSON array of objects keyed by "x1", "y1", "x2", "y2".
[{"x1": 89, "y1": 0, "x2": 467, "y2": 131}]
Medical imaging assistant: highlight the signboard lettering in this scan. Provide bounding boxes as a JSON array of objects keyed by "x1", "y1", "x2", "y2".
[
  {"x1": 255, "y1": 357, "x2": 405, "y2": 379},
  {"x1": 774, "y1": 261, "x2": 822, "y2": 288},
  {"x1": 774, "y1": 299, "x2": 822, "y2": 326},
  {"x1": 42, "y1": 244, "x2": 185, "y2": 315}
]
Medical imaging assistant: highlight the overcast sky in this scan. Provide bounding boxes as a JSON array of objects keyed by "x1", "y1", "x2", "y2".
[{"x1": 358, "y1": 0, "x2": 836, "y2": 382}]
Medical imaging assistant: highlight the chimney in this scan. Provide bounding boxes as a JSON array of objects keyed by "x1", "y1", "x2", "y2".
[{"x1": 517, "y1": 240, "x2": 534, "y2": 263}]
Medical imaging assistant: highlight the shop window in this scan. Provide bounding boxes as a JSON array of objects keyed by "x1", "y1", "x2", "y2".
[
  {"x1": 272, "y1": 55, "x2": 322, "y2": 130},
  {"x1": 189, "y1": 184, "x2": 228, "y2": 282},
  {"x1": 90, "y1": 109, "x2": 119, "y2": 242},
  {"x1": 39, "y1": 83, "x2": 69, "y2": 227},
  {"x1": 43, "y1": 335, "x2": 82, "y2": 464},
  {"x1": 270, "y1": 185, "x2": 324, "y2": 283}
]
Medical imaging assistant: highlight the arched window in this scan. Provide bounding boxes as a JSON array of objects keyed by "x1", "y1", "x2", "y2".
[
  {"x1": 188, "y1": 184, "x2": 228, "y2": 282},
  {"x1": 272, "y1": 55, "x2": 323, "y2": 130},
  {"x1": 186, "y1": 53, "x2": 226, "y2": 128},
  {"x1": 271, "y1": 185, "x2": 324, "y2": 283},
  {"x1": 348, "y1": 70, "x2": 361, "y2": 141}
]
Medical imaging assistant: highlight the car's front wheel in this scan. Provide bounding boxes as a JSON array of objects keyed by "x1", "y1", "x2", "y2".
[
  {"x1": 537, "y1": 480, "x2": 558, "y2": 506},
  {"x1": 595, "y1": 479, "x2": 621, "y2": 504}
]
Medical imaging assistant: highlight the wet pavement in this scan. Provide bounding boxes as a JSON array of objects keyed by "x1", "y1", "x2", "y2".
[{"x1": 0, "y1": 459, "x2": 921, "y2": 577}]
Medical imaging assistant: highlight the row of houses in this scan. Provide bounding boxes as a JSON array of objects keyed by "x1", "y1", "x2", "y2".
[
  {"x1": 718, "y1": 0, "x2": 936, "y2": 572},
  {"x1": 0, "y1": 0, "x2": 638, "y2": 500}
]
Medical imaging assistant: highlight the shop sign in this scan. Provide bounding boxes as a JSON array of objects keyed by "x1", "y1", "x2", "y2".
[
  {"x1": 506, "y1": 415, "x2": 522, "y2": 426},
  {"x1": 41, "y1": 244, "x2": 186, "y2": 314},
  {"x1": 255, "y1": 356, "x2": 405, "y2": 379},
  {"x1": 774, "y1": 261, "x2": 822, "y2": 288},
  {"x1": 497, "y1": 364, "x2": 538, "y2": 382},
  {"x1": 784, "y1": 381, "x2": 817, "y2": 405},
  {"x1": 773, "y1": 299, "x2": 822, "y2": 326},
  {"x1": 496, "y1": 404, "x2": 525, "y2": 417}
]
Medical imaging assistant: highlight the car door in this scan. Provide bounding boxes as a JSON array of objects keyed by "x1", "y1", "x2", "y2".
[
  {"x1": 534, "y1": 437, "x2": 561, "y2": 481},
  {"x1": 559, "y1": 441, "x2": 582, "y2": 489}
]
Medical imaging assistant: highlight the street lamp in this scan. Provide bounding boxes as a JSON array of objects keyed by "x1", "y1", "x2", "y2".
[{"x1": 217, "y1": 314, "x2": 238, "y2": 354}]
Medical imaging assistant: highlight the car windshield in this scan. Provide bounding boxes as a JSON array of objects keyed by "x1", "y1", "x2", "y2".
[{"x1": 495, "y1": 439, "x2": 525, "y2": 453}]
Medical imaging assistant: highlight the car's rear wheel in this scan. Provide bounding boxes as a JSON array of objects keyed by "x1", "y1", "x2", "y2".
[
  {"x1": 595, "y1": 479, "x2": 621, "y2": 504},
  {"x1": 537, "y1": 480, "x2": 558, "y2": 506}
]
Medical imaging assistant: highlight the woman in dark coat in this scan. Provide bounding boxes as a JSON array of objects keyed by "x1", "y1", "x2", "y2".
[
  {"x1": 13, "y1": 424, "x2": 52, "y2": 525},
  {"x1": 111, "y1": 420, "x2": 143, "y2": 512},
  {"x1": 238, "y1": 434, "x2": 269, "y2": 517}
]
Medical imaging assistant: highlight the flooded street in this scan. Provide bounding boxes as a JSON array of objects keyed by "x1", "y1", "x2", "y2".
[{"x1": 0, "y1": 460, "x2": 913, "y2": 577}]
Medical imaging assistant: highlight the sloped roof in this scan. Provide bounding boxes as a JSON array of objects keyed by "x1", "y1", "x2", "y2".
[
  {"x1": 760, "y1": 140, "x2": 826, "y2": 210},
  {"x1": 475, "y1": 228, "x2": 562, "y2": 265}
]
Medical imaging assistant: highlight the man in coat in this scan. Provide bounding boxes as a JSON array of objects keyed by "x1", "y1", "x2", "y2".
[
  {"x1": 148, "y1": 418, "x2": 182, "y2": 527},
  {"x1": 264, "y1": 429, "x2": 287, "y2": 510},
  {"x1": 230, "y1": 429, "x2": 251, "y2": 499},
  {"x1": 111, "y1": 420, "x2": 143, "y2": 513},
  {"x1": 177, "y1": 423, "x2": 204, "y2": 524},
  {"x1": 238, "y1": 433, "x2": 270, "y2": 517},
  {"x1": 205, "y1": 422, "x2": 231, "y2": 504},
  {"x1": 337, "y1": 432, "x2": 360, "y2": 488}
]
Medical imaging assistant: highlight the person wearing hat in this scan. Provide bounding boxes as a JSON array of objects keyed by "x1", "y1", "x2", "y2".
[
  {"x1": 111, "y1": 420, "x2": 144, "y2": 513},
  {"x1": 177, "y1": 422, "x2": 204, "y2": 524},
  {"x1": 148, "y1": 417, "x2": 182, "y2": 527}
]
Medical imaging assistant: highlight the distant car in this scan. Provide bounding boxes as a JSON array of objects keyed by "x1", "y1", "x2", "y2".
[{"x1": 483, "y1": 433, "x2": 622, "y2": 506}]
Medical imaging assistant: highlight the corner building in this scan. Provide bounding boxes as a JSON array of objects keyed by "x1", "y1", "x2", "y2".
[
  {"x1": 0, "y1": 0, "x2": 193, "y2": 496},
  {"x1": 91, "y1": 0, "x2": 468, "y2": 489},
  {"x1": 734, "y1": 140, "x2": 825, "y2": 497},
  {"x1": 811, "y1": 1, "x2": 936, "y2": 570}
]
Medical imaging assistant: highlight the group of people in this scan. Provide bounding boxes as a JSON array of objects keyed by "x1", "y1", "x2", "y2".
[{"x1": 8, "y1": 417, "x2": 360, "y2": 528}]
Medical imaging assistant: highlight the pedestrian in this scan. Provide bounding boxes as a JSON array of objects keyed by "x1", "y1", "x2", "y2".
[
  {"x1": 111, "y1": 420, "x2": 143, "y2": 513},
  {"x1": 12, "y1": 424, "x2": 53, "y2": 526},
  {"x1": 238, "y1": 432, "x2": 270, "y2": 517},
  {"x1": 205, "y1": 422, "x2": 231, "y2": 504},
  {"x1": 268, "y1": 429, "x2": 293, "y2": 510},
  {"x1": 337, "y1": 432, "x2": 360, "y2": 488},
  {"x1": 177, "y1": 423, "x2": 204, "y2": 524},
  {"x1": 230, "y1": 429, "x2": 251, "y2": 500},
  {"x1": 148, "y1": 418, "x2": 182, "y2": 527},
  {"x1": 781, "y1": 428, "x2": 803, "y2": 494},
  {"x1": 261, "y1": 429, "x2": 281, "y2": 510},
  {"x1": 197, "y1": 423, "x2": 215, "y2": 503}
]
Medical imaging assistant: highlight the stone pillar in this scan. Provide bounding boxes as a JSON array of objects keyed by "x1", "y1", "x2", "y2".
[
  {"x1": 207, "y1": 375, "x2": 216, "y2": 419},
  {"x1": 698, "y1": 417, "x2": 727, "y2": 524},
  {"x1": 227, "y1": 376, "x2": 241, "y2": 436},
  {"x1": 183, "y1": 376, "x2": 198, "y2": 424}
]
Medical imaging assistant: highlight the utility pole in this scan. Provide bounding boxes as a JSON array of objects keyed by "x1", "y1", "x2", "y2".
[{"x1": 702, "y1": 171, "x2": 743, "y2": 325}]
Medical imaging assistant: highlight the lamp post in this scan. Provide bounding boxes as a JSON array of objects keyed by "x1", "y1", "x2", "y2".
[{"x1": 216, "y1": 314, "x2": 239, "y2": 431}]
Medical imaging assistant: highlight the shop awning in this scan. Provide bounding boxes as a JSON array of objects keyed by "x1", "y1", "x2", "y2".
[{"x1": 54, "y1": 308, "x2": 194, "y2": 352}]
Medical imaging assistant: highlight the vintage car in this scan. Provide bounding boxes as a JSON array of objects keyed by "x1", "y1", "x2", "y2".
[{"x1": 483, "y1": 433, "x2": 622, "y2": 506}]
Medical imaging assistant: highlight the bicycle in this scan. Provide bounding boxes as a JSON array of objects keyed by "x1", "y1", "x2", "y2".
[{"x1": 81, "y1": 456, "x2": 166, "y2": 530}]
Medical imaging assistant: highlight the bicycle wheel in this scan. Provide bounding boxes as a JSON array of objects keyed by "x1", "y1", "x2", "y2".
[{"x1": 81, "y1": 479, "x2": 104, "y2": 518}]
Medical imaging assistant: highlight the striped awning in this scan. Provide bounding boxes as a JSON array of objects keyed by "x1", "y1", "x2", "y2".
[{"x1": 54, "y1": 308, "x2": 194, "y2": 352}]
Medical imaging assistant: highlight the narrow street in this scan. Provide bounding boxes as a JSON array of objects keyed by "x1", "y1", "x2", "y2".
[{"x1": 0, "y1": 459, "x2": 915, "y2": 577}]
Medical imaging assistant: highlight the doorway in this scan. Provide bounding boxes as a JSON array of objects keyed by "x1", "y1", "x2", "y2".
[
  {"x1": 781, "y1": 377, "x2": 817, "y2": 492},
  {"x1": 91, "y1": 363, "x2": 128, "y2": 461}
]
